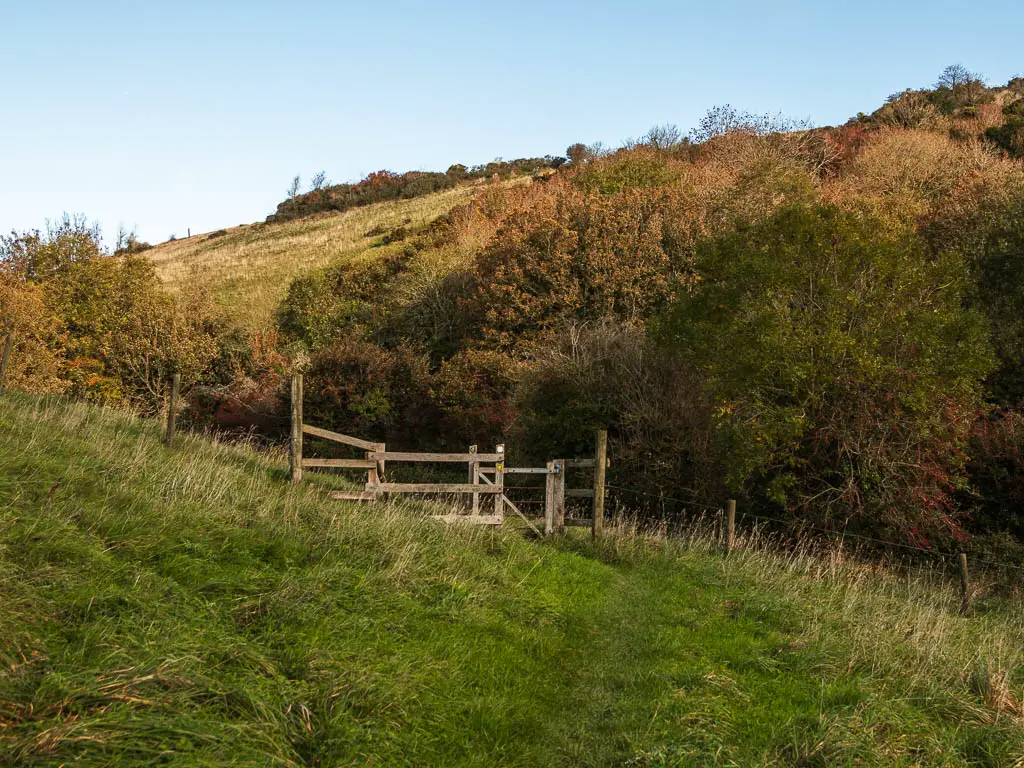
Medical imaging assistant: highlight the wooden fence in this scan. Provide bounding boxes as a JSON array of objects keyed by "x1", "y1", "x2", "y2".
[{"x1": 288, "y1": 374, "x2": 607, "y2": 537}]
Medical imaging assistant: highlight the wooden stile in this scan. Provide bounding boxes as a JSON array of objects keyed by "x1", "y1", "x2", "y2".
[
  {"x1": 165, "y1": 373, "x2": 181, "y2": 449},
  {"x1": 302, "y1": 458, "x2": 377, "y2": 469},
  {"x1": 367, "y1": 482, "x2": 502, "y2": 494},
  {"x1": 290, "y1": 374, "x2": 303, "y2": 483},
  {"x1": 593, "y1": 429, "x2": 607, "y2": 539},
  {"x1": 289, "y1": 386, "x2": 606, "y2": 533},
  {"x1": 302, "y1": 424, "x2": 379, "y2": 452},
  {"x1": 366, "y1": 450, "x2": 501, "y2": 463}
]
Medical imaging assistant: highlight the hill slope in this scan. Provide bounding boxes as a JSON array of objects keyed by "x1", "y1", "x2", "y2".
[
  {"x1": 2, "y1": 391, "x2": 1024, "y2": 766},
  {"x1": 147, "y1": 181, "x2": 495, "y2": 331}
]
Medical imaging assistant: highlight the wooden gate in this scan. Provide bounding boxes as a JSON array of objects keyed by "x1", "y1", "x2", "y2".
[{"x1": 288, "y1": 374, "x2": 607, "y2": 536}]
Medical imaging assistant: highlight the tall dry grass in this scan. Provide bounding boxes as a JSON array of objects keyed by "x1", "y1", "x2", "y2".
[{"x1": 147, "y1": 183, "x2": 498, "y2": 330}]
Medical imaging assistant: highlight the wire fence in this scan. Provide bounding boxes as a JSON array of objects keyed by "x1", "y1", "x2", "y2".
[{"x1": 604, "y1": 482, "x2": 1024, "y2": 581}]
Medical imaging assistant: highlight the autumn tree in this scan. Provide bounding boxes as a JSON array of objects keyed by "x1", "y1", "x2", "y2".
[
  {"x1": 656, "y1": 205, "x2": 993, "y2": 543},
  {"x1": 2, "y1": 219, "x2": 220, "y2": 411},
  {"x1": 470, "y1": 187, "x2": 698, "y2": 349},
  {"x1": 566, "y1": 143, "x2": 589, "y2": 164}
]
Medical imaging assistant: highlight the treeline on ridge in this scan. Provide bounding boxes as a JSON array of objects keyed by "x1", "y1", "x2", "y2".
[{"x1": 267, "y1": 157, "x2": 564, "y2": 223}]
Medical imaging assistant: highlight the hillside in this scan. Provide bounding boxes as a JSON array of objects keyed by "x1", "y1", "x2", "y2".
[
  {"x1": 6, "y1": 79, "x2": 1024, "y2": 550},
  {"x1": 2, "y1": 390, "x2": 1024, "y2": 766},
  {"x1": 147, "y1": 180, "x2": 501, "y2": 331}
]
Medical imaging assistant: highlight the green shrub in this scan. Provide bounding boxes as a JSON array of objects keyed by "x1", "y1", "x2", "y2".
[
  {"x1": 430, "y1": 349, "x2": 520, "y2": 448},
  {"x1": 303, "y1": 339, "x2": 438, "y2": 448},
  {"x1": 655, "y1": 204, "x2": 993, "y2": 543}
]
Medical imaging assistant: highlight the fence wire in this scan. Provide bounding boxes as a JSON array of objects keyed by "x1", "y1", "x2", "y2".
[{"x1": 604, "y1": 482, "x2": 1024, "y2": 576}]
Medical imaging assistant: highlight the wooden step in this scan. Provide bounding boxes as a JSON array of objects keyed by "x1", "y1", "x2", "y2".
[
  {"x1": 328, "y1": 490, "x2": 381, "y2": 502},
  {"x1": 431, "y1": 514, "x2": 504, "y2": 526}
]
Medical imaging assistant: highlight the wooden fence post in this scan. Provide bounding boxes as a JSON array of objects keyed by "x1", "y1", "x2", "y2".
[
  {"x1": 959, "y1": 552, "x2": 971, "y2": 614},
  {"x1": 548, "y1": 460, "x2": 564, "y2": 534},
  {"x1": 726, "y1": 499, "x2": 736, "y2": 554},
  {"x1": 494, "y1": 444, "x2": 505, "y2": 518},
  {"x1": 468, "y1": 444, "x2": 479, "y2": 514},
  {"x1": 290, "y1": 373, "x2": 303, "y2": 483},
  {"x1": 0, "y1": 332, "x2": 14, "y2": 393},
  {"x1": 165, "y1": 373, "x2": 180, "y2": 448},
  {"x1": 545, "y1": 461, "x2": 556, "y2": 536},
  {"x1": 593, "y1": 429, "x2": 607, "y2": 539}
]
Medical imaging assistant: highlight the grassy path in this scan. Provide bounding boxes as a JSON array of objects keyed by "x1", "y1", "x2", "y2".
[{"x1": 2, "y1": 392, "x2": 1024, "y2": 766}]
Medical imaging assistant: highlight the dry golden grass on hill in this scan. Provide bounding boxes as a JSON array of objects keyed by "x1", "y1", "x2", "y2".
[{"x1": 147, "y1": 181, "x2": 501, "y2": 330}]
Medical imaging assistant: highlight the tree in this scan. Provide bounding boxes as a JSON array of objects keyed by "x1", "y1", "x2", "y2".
[
  {"x1": 970, "y1": 193, "x2": 1024, "y2": 405},
  {"x1": 0, "y1": 274, "x2": 66, "y2": 394},
  {"x1": 642, "y1": 124, "x2": 685, "y2": 150},
  {"x1": 446, "y1": 164, "x2": 468, "y2": 180},
  {"x1": 656, "y1": 205, "x2": 993, "y2": 543},
  {"x1": 471, "y1": 187, "x2": 698, "y2": 348},
  {"x1": 934, "y1": 64, "x2": 986, "y2": 105},
  {"x1": 690, "y1": 105, "x2": 811, "y2": 144},
  {"x1": 936, "y1": 64, "x2": 974, "y2": 92},
  {"x1": 2, "y1": 218, "x2": 220, "y2": 410},
  {"x1": 286, "y1": 175, "x2": 301, "y2": 199},
  {"x1": 566, "y1": 143, "x2": 589, "y2": 165},
  {"x1": 0, "y1": 215, "x2": 103, "y2": 279},
  {"x1": 309, "y1": 170, "x2": 328, "y2": 192}
]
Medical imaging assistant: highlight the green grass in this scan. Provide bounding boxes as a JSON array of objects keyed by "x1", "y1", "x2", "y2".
[{"x1": 2, "y1": 391, "x2": 1024, "y2": 766}]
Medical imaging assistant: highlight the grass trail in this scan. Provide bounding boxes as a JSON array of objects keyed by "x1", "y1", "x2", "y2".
[{"x1": 2, "y1": 391, "x2": 1023, "y2": 766}]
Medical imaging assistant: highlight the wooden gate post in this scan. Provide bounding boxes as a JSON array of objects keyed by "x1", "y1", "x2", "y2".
[
  {"x1": 544, "y1": 459, "x2": 565, "y2": 535},
  {"x1": 290, "y1": 373, "x2": 303, "y2": 483},
  {"x1": 593, "y1": 430, "x2": 607, "y2": 539},
  {"x1": 0, "y1": 332, "x2": 14, "y2": 393},
  {"x1": 545, "y1": 461, "x2": 556, "y2": 536},
  {"x1": 468, "y1": 444, "x2": 479, "y2": 514},
  {"x1": 494, "y1": 444, "x2": 505, "y2": 518},
  {"x1": 554, "y1": 460, "x2": 565, "y2": 534},
  {"x1": 165, "y1": 373, "x2": 181, "y2": 448}
]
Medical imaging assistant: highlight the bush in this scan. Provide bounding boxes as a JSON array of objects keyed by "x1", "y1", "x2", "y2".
[
  {"x1": 303, "y1": 339, "x2": 438, "y2": 448},
  {"x1": 0, "y1": 275, "x2": 67, "y2": 394},
  {"x1": 985, "y1": 120, "x2": 1024, "y2": 158},
  {"x1": 276, "y1": 250, "x2": 414, "y2": 350},
  {"x1": 511, "y1": 321, "x2": 719, "y2": 507},
  {"x1": 655, "y1": 204, "x2": 993, "y2": 543},
  {"x1": 470, "y1": 185, "x2": 698, "y2": 349},
  {"x1": 2, "y1": 219, "x2": 221, "y2": 412},
  {"x1": 430, "y1": 349, "x2": 520, "y2": 448},
  {"x1": 962, "y1": 409, "x2": 1024, "y2": 540}
]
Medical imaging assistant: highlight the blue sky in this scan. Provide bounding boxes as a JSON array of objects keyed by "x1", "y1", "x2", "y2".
[{"x1": 2, "y1": 0, "x2": 1021, "y2": 245}]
